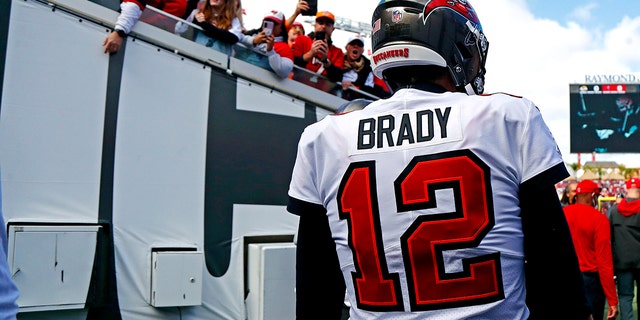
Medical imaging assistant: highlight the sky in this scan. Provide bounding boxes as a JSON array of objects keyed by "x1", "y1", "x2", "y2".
[{"x1": 240, "y1": 0, "x2": 640, "y2": 168}]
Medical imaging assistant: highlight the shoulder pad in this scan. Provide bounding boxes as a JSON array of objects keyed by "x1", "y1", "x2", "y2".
[{"x1": 336, "y1": 98, "x2": 373, "y2": 114}]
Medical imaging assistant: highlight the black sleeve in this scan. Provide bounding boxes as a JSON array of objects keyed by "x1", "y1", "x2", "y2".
[
  {"x1": 325, "y1": 64, "x2": 343, "y2": 83},
  {"x1": 362, "y1": 84, "x2": 392, "y2": 99},
  {"x1": 293, "y1": 56, "x2": 307, "y2": 68},
  {"x1": 520, "y1": 163, "x2": 591, "y2": 320},
  {"x1": 195, "y1": 21, "x2": 239, "y2": 44},
  {"x1": 182, "y1": 0, "x2": 198, "y2": 20},
  {"x1": 290, "y1": 197, "x2": 345, "y2": 320}
]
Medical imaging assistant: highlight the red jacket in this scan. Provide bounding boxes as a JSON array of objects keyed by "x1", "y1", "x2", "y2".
[
  {"x1": 291, "y1": 35, "x2": 344, "y2": 82},
  {"x1": 273, "y1": 41, "x2": 293, "y2": 62},
  {"x1": 126, "y1": 0, "x2": 188, "y2": 17},
  {"x1": 563, "y1": 204, "x2": 618, "y2": 306}
]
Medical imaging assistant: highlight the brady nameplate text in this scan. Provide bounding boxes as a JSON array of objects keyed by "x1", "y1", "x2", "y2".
[{"x1": 349, "y1": 104, "x2": 463, "y2": 156}]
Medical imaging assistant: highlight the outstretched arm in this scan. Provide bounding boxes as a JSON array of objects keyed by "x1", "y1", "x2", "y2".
[
  {"x1": 267, "y1": 50, "x2": 294, "y2": 78},
  {"x1": 286, "y1": 1, "x2": 309, "y2": 30},
  {"x1": 195, "y1": 21, "x2": 240, "y2": 44},
  {"x1": 103, "y1": 1, "x2": 142, "y2": 53}
]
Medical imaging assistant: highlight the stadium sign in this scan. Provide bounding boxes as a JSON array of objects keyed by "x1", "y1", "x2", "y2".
[{"x1": 584, "y1": 74, "x2": 640, "y2": 83}]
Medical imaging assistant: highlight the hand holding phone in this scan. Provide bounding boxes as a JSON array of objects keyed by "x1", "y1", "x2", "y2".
[
  {"x1": 262, "y1": 20, "x2": 274, "y2": 36},
  {"x1": 300, "y1": 0, "x2": 317, "y2": 16},
  {"x1": 314, "y1": 31, "x2": 326, "y2": 41}
]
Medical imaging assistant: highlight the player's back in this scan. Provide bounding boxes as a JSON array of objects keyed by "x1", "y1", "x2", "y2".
[{"x1": 290, "y1": 88, "x2": 563, "y2": 319}]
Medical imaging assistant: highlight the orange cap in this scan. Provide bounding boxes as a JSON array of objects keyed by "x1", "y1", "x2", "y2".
[{"x1": 316, "y1": 11, "x2": 335, "y2": 23}]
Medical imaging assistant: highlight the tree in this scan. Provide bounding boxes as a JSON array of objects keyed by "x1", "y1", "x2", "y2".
[{"x1": 570, "y1": 163, "x2": 580, "y2": 172}]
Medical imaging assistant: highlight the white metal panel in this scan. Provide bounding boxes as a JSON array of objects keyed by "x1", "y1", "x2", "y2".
[
  {"x1": 7, "y1": 225, "x2": 100, "y2": 312},
  {"x1": 246, "y1": 243, "x2": 296, "y2": 320},
  {"x1": 236, "y1": 79, "x2": 306, "y2": 118},
  {"x1": 150, "y1": 251, "x2": 203, "y2": 307}
]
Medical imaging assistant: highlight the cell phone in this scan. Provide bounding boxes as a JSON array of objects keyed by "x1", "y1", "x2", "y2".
[
  {"x1": 301, "y1": 0, "x2": 317, "y2": 16},
  {"x1": 314, "y1": 31, "x2": 326, "y2": 41},
  {"x1": 262, "y1": 20, "x2": 274, "y2": 36}
]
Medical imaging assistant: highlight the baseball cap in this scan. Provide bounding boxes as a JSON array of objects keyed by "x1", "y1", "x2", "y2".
[
  {"x1": 290, "y1": 21, "x2": 305, "y2": 33},
  {"x1": 264, "y1": 10, "x2": 285, "y2": 24},
  {"x1": 347, "y1": 36, "x2": 365, "y2": 47},
  {"x1": 316, "y1": 11, "x2": 335, "y2": 23},
  {"x1": 626, "y1": 178, "x2": 640, "y2": 189},
  {"x1": 575, "y1": 180, "x2": 600, "y2": 194}
]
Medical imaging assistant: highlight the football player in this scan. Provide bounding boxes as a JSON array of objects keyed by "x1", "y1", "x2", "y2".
[{"x1": 288, "y1": 0, "x2": 592, "y2": 319}]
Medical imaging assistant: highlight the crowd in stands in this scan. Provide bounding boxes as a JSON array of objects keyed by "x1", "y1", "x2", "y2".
[
  {"x1": 558, "y1": 179, "x2": 629, "y2": 201},
  {"x1": 102, "y1": 0, "x2": 391, "y2": 100},
  {"x1": 559, "y1": 178, "x2": 626, "y2": 215}
]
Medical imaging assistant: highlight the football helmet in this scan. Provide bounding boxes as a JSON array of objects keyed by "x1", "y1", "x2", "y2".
[{"x1": 371, "y1": 0, "x2": 489, "y2": 94}]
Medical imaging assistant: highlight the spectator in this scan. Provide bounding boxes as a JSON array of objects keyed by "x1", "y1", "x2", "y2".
[
  {"x1": 287, "y1": 0, "x2": 591, "y2": 319},
  {"x1": 174, "y1": 0, "x2": 243, "y2": 55},
  {"x1": 341, "y1": 36, "x2": 389, "y2": 100},
  {"x1": 103, "y1": 0, "x2": 198, "y2": 53},
  {"x1": 608, "y1": 177, "x2": 640, "y2": 320},
  {"x1": 239, "y1": 11, "x2": 293, "y2": 78},
  {"x1": 563, "y1": 180, "x2": 619, "y2": 320},
  {"x1": 234, "y1": 0, "x2": 244, "y2": 32},
  {"x1": 291, "y1": 11, "x2": 344, "y2": 82},
  {"x1": 616, "y1": 192, "x2": 625, "y2": 204},
  {"x1": 0, "y1": 173, "x2": 19, "y2": 319},
  {"x1": 287, "y1": 21, "x2": 305, "y2": 49},
  {"x1": 561, "y1": 180, "x2": 579, "y2": 206}
]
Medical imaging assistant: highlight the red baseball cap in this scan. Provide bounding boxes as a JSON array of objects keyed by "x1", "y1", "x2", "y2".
[
  {"x1": 264, "y1": 10, "x2": 285, "y2": 24},
  {"x1": 290, "y1": 21, "x2": 305, "y2": 33},
  {"x1": 626, "y1": 178, "x2": 640, "y2": 189},
  {"x1": 576, "y1": 180, "x2": 600, "y2": 194}
]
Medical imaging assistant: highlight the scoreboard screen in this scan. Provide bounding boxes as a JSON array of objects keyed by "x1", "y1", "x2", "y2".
[{"x1": 570, "y1": 83, "x2": 640, "y2": 153}]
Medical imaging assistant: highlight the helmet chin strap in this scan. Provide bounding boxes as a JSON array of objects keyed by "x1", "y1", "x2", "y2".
[
  {"x1": 465, "y1": 83, "x2": 477, "y2": 95},
  {"x1": 465, "y1": 76, "x2": 485, "y2": 95}
]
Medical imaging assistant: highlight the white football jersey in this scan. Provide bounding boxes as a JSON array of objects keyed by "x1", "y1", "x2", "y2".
[{"x1": 288, "y1": 88, "x2": 564, "y2": 319}]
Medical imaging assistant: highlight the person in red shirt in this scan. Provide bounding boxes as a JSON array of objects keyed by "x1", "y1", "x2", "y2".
[
  {"x1": 564, "y1": 179, "x2": 619, "y2": 320},
  {"x1": 291, "y1": 11, "x2": 344, "y2": 82},
  {"x1": 287, "y1": 21, "x2": 305, "y2": 49}
]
